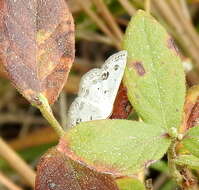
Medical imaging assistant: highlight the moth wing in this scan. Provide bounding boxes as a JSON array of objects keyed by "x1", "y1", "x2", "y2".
[
  {"x1": 99, "y1": 50, "x2": 127, "y2": 106},
  {"x1": 67, "y1": 50, "x2": 127, "y2": 127},
  {"x1": 67, "y1": 97, "x2": 107, "y2": 127}
]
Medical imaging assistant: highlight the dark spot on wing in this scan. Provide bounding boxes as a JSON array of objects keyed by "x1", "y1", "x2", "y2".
[
  {"x1": 101, "y1": 72, "x2": 109, "y2": 80},
  {"x1": 114, "y1": 64, "x2": 119, "y2": 71},
  {"x1": 76, "y1": 118, "x2": 82, "y2": 125},
  {"x1": 131, "y1": 61, "x2": 145, "y2": 76}
]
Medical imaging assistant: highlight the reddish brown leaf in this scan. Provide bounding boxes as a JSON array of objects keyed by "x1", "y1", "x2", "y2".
[
  {"x1": 35, "y1": 148, "x2": 119, "y2": 190},
  {"x1": 180, "y1": 85, "x2": 199, "y2": 133},
  {"x1": 0, "y1": 0, "x2": 75, "y2": 104},
  {"x1": 186, "y1": 97, "x2": 199, "y2": 129},
  {"x1": 110, "y1": 83, "x2": 132, "y2": 119}
]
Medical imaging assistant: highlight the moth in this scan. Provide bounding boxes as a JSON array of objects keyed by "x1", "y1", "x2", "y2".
[{"x1": 68, "y1": 50, "x2": 127, "y2": 127}]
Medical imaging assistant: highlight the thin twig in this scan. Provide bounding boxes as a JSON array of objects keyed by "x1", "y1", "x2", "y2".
[
  {"x1": 0, "y1": 171, "x2": 23, "y2": 190},
  {"x1": 91, "y1": 0, "x2": 123, "y2": 41},
  {"x1": 180, "y1": 0, "x2": 191, "y2": 21},
  {"x1": 0, "y1": 113, "x2": 45, "y2": 125},
  {"x1": 118, "y1": 0, "x2": 136, "y2": 16},
  {"x1": 145, "y1": 0, "x2": 151, "y2": 14},
  {"x1": 0, "y1": 138, "x2": 36, "y2": 187},
  {"x1": 9, "y1": 127, "x2": 58, "y2": 151},
  {"x1": 75, "y1": 0, "x2": 121, "y2": 49},
  {"x1": 76, "y1": 30, "x2": 114, "y2": 45},
  {"x1": 168, "y1": 0, "x2": 199, "y2": 51},
  {"x1": 152, "y1": 0, "x2": 199, "y2": 70}
]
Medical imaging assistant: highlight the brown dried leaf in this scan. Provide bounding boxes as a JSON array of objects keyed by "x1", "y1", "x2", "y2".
[
  {"x1": 180, "y1": 85, "x2": 199, "y2": 133},
  {"x1": 110, "y1": 83, "x2": 132, "y2": 119},
  {"x1": 35, "y1": 148, "x2": 119, "y2": 190},
  {"x1": 0, "y1": 0, "x2": 75, "y2": 104}
]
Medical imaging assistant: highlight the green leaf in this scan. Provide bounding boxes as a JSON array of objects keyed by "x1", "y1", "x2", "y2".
[
  {"x1": 62, "y1": 120, "x2": 170, "y2": 176},
  {"x1": 150, "y1": 160, "x2": 168, "y2": 174},
  {"x1": 160, "y1": 180, "x2": 177, "y2": 190},
  {"x1": 116, "y1": 178, "x2": 145, "y2": 190},
  {"x1": 174, "y1": 154, "x2": 199, "y2": 170},
  {"x1": 182, "y1": 126, "x2": 199, "y2": 158},
  {"x1": 123, "y1": 10, "x2": 185, "y2": 134}
]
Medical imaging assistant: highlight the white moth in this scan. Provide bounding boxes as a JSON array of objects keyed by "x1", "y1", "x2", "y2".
[{"x1": 67, "y1": 50, "x2": 127, "y2": 127}]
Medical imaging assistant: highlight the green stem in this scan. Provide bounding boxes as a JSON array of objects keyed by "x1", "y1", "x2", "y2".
[
  {"x1": 33, "y1": 94, "x2": 65, "y2": 137},
  {"x1": 168, "y1": 139, "x2": 199, "y2": 190},
  {"x1": 167, "y1": 139, "x2": 183, "y2": 186}
]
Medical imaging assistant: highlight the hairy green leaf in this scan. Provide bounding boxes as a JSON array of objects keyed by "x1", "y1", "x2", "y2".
[
  {"x1": 61, "y1": 120, "x2": 170, "y2": 176},
  {"x1": 116, "y1": 177, "x2": 145, "y2": 190},
  {"x1": 123, "y1": 10, "x2": 185, "y2": 134},
  {"x1": 174, "y1": 154, "x2": 199, "y2": 170},
  {"x1": 182, "y1": 126, "x2": 199, "y2": 158}
]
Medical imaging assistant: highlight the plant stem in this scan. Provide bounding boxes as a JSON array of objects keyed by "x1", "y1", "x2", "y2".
[
  {"x1": 75, "y1": 0, "x2": 121, "y2": 49},
  {"x1": 118, "y1": 0, "x2": 136, "y2": 16},
  {"x1": 91, "y1": 0, "x2": 123, "y2": 41},
  {"x1": 34, "y1": 94, "x2": 65, "y2": 137},
  {"x1": 0, "y1": 138, "x2": 36, "y2": 187},
  {"x1": 168, "y1": 140, "x2": 199, "y2": 190},
  {"x1": 167, "y1": 140, "x2": 183, "y2": 186},
  {"x1": 0, "y1": 171, "x2": 23, "y2": 190},
  {"x1": 145, "y1": 0, "x2": 151, "y2": 14}
]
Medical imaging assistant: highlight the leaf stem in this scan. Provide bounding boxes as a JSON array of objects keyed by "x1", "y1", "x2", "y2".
[
  {"x1": 34, "y1": 94, "x2": 65, "y2": 137},
  {"x1": 167, "y1": 139, "x2": 183, "y2": 186},
  {"x1": 168, "y1": 139, "x2": 198, "y2": 190}
]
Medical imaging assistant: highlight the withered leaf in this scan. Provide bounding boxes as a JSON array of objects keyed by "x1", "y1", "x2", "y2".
[
  {"x1": 0, "y1": 0, "x2": 75, "y2": 104},
  {"x1": 110, "y1": 83, "x2": 132, "y2": 119},
  {"x1": 180, "y1": 85, "x2": 199, "y2": 133},
  {"x1": 35, "y1": 148, "x2": 119, "y2": 190}
]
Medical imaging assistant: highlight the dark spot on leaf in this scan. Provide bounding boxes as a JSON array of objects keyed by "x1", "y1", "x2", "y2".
[
  {"x1": 167, "y1": 37, "x2": 179, "y2": 55},
  {"x1": 160, "y1": 133, "x2": 170, "y2": 138},
  {"x1": 131, "y1": 61, "x2": 145, "y2": 76}
]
